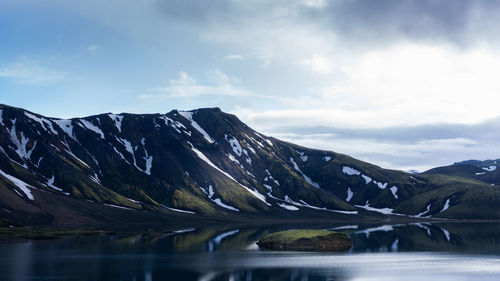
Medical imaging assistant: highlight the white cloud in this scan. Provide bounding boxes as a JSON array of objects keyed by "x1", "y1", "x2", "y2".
[
  {"x1": 236, "y1": 43, "x2": 500, "y2": 130},
  {"x1": 300, "y1": 54, "x2": 334, "y2": 74},
  {"x1": 0, "y1": 58, "x2": 66, "y2": 85},
  {"x1": 255, "y1": 47, "x2": 274, "y2": 67},
  {"x1": 301, "y1": 0, "x2": 327, "y2": 9},
  {"x1": 139, "y1": 70, "x2": 273, "y2": 99},
  {"x1": 224, "y1": 54, "x2": 244, "y2": 60},
  {"x1": 208, "y1": 69, "x2": 233, "y2": 85},
  {"x1": 315, "y1": 43, "x2": 500, "y2": 126},
  {"x1": 87, "y1": 44, "x2": 103, "y2": 55},
  {"x1": 171, "y1": 71, "x2": 196, "y2": 87}
]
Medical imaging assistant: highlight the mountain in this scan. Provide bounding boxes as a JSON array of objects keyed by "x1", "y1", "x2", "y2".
[
  {"x1": 1, "y1": 104, "x2": 500, "y2": 227},
  {"x1": 424, "y1": 159, "x2": 500, "y2": 186}
]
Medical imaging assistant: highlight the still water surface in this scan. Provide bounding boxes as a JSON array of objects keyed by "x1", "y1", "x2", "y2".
[{"x1": 1, "y1": 222, "x2": 500, "y2": 280}]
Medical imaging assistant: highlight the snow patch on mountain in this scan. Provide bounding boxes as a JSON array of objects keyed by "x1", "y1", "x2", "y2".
[
  {"x1": 141, "y1": 138, "x2": 153, "y2": 175},
  {"x1": 225, "y1": 134, "x2": 242, "y2": 156},
  {"x1": 414, "y1": 204, "x2": 431, "y2": 217},
  {"x1": 227, "y1": 153, "x2": 240, "y2": 164},
  {"x1": 108, "y1": 114, "x2": 124, "y2": 133},
  {"x1": 298, "y1": 199, "x2": 357, "y2": 214},
  {"x1": 440, "y1": 198, "x2": 451, "y2": 213},
  {"x1": 179, "y1": 111, "x2": 215, "y2": 143},
  {"x1": 254, "y1": 132, "x2": 272, "y2": 146},
  {"x1": 80, "y1": 119, "x2": 105, "y2": 139},
  {"x1": 263, "y1": 184, "x2": 281, "y2": 200},
  {"x1": 242, "y1": 139, "x2": 256, "y2": 154},
  {"x1": 53, "y1": 119, "x2": 76, "y2": 140},
  {"x1": 192, "y1": 146, "x2": 236, "y2": 181},
  {"x1": 0, "y1": 169, "x2": 34, "y2": 200},
  {"x1": 161, "y1": 204, "x2": 196, "y2": 214},
  {"x1": 199, "y1": 185, "x2": 239, "y2": 211},
  {"x1": 213, "y1": 198, "x2": 239, "y2": 211},
  {"x1": 374, "y1": 180, "x2": 388, "y2": 189},
  {"x1": 290, "y1": 157, "x2": 320, "y2": 188},
  {"x1": 482, "y1": 165, "x2": 497, "y2": 172},
  {"x1": 263, "y1": 184, "x2": 273, "y2": 192},
  {"x1": 64, "y1": 149, "x2": 91, "y2": 168},
  {"x1": 47, "y1": 175, "x2": 63, "y2": 192},
  {"x1": 242, "y1": 149, "x2": 252, "y2": 165},
  {"x1": 25, "y1": 112, "x2": 58, "y2": 135},
  {"x1": 7, "y1": 120, "x2": 37, "y2": 165},
  {"x1": 160, "y1": 116, "x2": 186, "y2": 134},
  {"x1": 281, "y1": 195, "x2": 357, "y2": 214},
  {"x1": 346, "y1": 187, "x2": 354, "y2": 202},
  {"x1": 89, "y1": 173, "x2": 101, "y2": 184},
  {"x1": 361, "y1": 174, "x2": 372, "y2": 184},
  {"x1": 116, "y1": 137, "x2": 136, "y2": 165},
  {"x1": 116, "y1": 137, "x2": 152, "y2": 174},
  {"x1": 278, "y1": 203, "x2": 299, "y2": 211},
  {"x1": 245, "y1": 134, "x2": 264, "y2": 148},
  {"x1": 238, "y1": 183, "x2": 270, "y2": 205},
  {"x1": 296, "y1": 151, "x2": 308, "y2": 162},
  {"x1": 343, "y1": 166, "x2": 361, "y2": 176},
  {"x1": 207, "y1": 185, "x2": 215, "y2": 198},
  {"x1": 264, "y1": 169, "x2": 280, "y2": 186},
  {"x1": 323, "y1": 156, "x2": 332, "y2": 162},
  {"x1": 190, "y1": 144, "x2": 269, "y2": 205},
  {"x1": 390, "y1": 186, "x2": 399, "y2": 199},
  {"x1": 356, "y1": 203, "x2": 394, "y2": 215},
  {"x1": 113, "y1": 146, "x2": 128, "y2": 163}
]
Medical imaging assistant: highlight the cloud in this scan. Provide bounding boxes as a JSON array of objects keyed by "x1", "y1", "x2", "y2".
[
  {"x1": 271, "y1": 132, "x2": 491, "y2": 172},
  {"x1": 152, "y1": 0, "x2": 500, "y2": 48},
  {"x1": 239, "y1": 114, "x2": 500, "y2": 171},
  {"x1": 301, "y1": 0, "x2": 327, "y2": 9},
  {"x1": 232, "y1": 108, "x2": 500, "y2": 171},
  {"x1": 236, "y1": 43, "x2": 500, "y2": 128},
  {"x1": 254, "y1": 47, "x2": 273, "y2": 67},
  {"x1": 300, "y1": 54, "x2": 334, "y2": 74},
  {"x1": 87, "y1": 44, "x2": 103, "y2": 55},
  {"x1": 0, "y1": 58, "x2": 66, "y2": 85},
  {"x1": 139, "y1": 69, "x2": 274, "y2": 99},
  {"x1": 299, "y1": 0, "x2": 500, "y2": 48},
  {"x1": 224, "y1": 54, "x2": 244, "y2": 60}
]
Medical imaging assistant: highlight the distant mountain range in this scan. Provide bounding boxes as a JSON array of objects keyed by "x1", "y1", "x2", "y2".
[{"x1": 1, "y1": 104, "x2": 499, "y2": 227}]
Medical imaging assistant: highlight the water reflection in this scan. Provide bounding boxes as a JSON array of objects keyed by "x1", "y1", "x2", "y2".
[
  {"x1": 349, "y1": 222, "x2": 500, "y2": 254},
  {"x1": 1, "y1": 222, "x2": 500, "y2": 280}
]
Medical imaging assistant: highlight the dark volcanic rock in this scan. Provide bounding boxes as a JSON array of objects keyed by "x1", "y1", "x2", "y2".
[{"x1": 257, "y1": 229, "x2": 353, "y2": 252}]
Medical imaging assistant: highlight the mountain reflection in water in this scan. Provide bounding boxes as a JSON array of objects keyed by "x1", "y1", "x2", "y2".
[{"x1": 1, "y1": 222, "x2": 500, "y2": 280}]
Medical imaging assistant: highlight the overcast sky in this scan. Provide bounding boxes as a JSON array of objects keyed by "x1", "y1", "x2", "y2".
[{"x1": 2, "y1": 0, "x2": 500, "y2": 171}]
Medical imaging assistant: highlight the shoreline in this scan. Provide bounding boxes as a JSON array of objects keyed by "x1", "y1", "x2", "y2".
[{"x1": 0, "y1": 216, "x2": 498, "y2": 240}]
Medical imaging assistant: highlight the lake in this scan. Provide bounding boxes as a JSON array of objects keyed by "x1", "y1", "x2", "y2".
[{"x1": 1, "y1": 222, "x2": 500, "y2": 280}]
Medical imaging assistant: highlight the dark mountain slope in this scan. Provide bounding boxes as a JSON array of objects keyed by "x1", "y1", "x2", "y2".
[
  {"x1": 424, "y1": 159, "x2": 500, "y2": 186},
  {"x1": 1, "y1": 104, "x2": 500, "y2": 226}
]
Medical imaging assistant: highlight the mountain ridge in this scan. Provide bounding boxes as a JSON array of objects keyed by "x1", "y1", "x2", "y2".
[{"x1": 1, "y1": 104, "x2": 500, "y2": 227}]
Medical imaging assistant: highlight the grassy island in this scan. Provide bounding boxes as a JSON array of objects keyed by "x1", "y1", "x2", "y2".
[{"x1": 257, "y1": 229, "x2": 353, "y2": 252}]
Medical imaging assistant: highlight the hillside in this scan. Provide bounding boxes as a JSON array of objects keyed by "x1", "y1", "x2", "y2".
[
  {"x1": 1, "y1": 104, "x2": 500, "y2": 226},
  {"x1": 424, "y1": 159, "x2": 500, "y2": 186}
]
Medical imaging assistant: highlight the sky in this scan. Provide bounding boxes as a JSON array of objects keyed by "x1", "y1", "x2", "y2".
[{"x1": 2, "y1": 0, "x2": 500, "y2": 171}]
